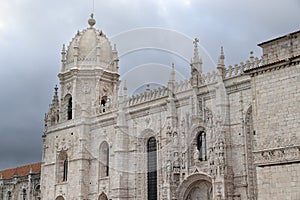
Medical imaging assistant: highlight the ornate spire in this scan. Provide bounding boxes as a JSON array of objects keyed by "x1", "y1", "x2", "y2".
[
  {"x1": 193, "y1": 38, "x2": 200, "y2": 63},
  {"x1": 123, "y1": 80, "x2": 127, "y2": 97},
  {"x1": 217, "y1": 47, "x2": 226, "y2": 80},
  {"x1": 190, "y1": 38, "x2": 203, "y2": 86},
  {"x1": 169, "y1": 63, "x2": 175, "y2": 82},
  {"x1": 52, "y1": 85, "x2": 59, "y2": 106},
  {"x1": 168, "y1": 63, "x2": 175, "y2": 96},
  {"x1": 61, "y1": 44, "x2": 66, "y2": 71},
  {"x1": 45, "y1": 85, "x2": 60, "y2": 127},
  {"x1": 88, "y1": 13, "x2": 96, "y2": 28},
  {"x1": 218, "y1": 46, "x2": 225, "y2": 66}
]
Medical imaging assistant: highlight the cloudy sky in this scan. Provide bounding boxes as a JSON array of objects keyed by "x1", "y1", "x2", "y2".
[{"x1": 0, "y1": 0, "x2": 299, "y2": 170}]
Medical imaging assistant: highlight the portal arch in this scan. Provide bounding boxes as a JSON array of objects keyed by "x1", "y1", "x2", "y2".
[
  {"x1": 98, "y1": 192, "x2": 108, "y2": 200},
  {"x1": 55, "y1": 196, "x2": 65, "y2": 200},
  {"x1": 177, "y1": 173, "x2": 212, "y2": 200}
]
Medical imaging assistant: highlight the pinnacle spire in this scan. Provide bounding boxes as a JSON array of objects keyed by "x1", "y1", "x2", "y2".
[
  {"x1": 123, "y1": 80, "x2": 127, "y2": 97},
  {"x1": 193, "y1": 38, "x2": 200, "y2": 62},
  {"x1": 169, "y1": 63, "x2": 175, "y2": 82},
  {"x1": 217, "y1": 47, "x2": 226, "y2": 80},
  {"x1": 218, "y1": 46, "x2": 225, "y2": 66}
]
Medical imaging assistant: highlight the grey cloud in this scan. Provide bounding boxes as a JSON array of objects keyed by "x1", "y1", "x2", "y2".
[{"x1": 0, "y1": 0, "x2": 299, "y2": 169}]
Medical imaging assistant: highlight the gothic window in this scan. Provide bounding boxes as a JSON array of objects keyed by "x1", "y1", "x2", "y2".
[
  {"x1": 147, "y1": 137, "x2": 157, "y2": 200},
  {"x1": 197, "y1": 132, "x2": 207, "y2": 161},
  {"x1": 99, "y1": 142, "x2": 109, "y2": 177},
  {"x1": 63, "y1": 158, "x2": 68, "y2": 181},
  {"x1": 98, "y1": 192, "x2": 108, "y2": 200},
  {"x1": 55, "y1": 196, "x2": 65, "y2": 200},
  {"x1": 67, "y1": 97, "x2": 72, "y2": 120},
  {"x1": 57, "y1": 151, "x2": 68, "y2": 182},
  {"x1": 7, "y1": 191, "x2": 12, "y2": 200},
  {"x1": 22, "y1": 189, "x2": 27, "y2": 200},
  {"x1": 34, "y1": 185, "x2": 41, "y2": 200},
  {"x1": 101, "y1": 96, "x2": 107, "y2": 112}
]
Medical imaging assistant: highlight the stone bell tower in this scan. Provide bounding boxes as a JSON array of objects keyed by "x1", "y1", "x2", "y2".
[
  {"x1": 42, "y1": 14, "x2": 120, "y2": 200},
  {"x1": 53, "y1": 13, "x2": 120, "y2": 122}
]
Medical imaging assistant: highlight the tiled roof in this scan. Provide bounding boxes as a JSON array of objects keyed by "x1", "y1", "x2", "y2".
[{"x1": 0, "y1": 162, "x2": 41, "y2": 180}]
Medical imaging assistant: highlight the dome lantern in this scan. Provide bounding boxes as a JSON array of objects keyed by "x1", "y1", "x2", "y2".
[{"x1": 88, "y1": 13, "x2": 96, "y2": 28}]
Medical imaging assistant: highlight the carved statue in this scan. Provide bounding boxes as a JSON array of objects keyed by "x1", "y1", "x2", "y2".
[{"x1": 193, "y1": 146, "x2": 199, "y2": 161}]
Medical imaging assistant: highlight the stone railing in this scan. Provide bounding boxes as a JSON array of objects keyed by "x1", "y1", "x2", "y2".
[
  {"x1": 128, "y1": 86, "x2": 169, "y2": 106},
  {"x1": 95, "y1": 104, "x2": 112, "y2": 114},
  {"x1": 224, "y1": 57, "x2": 261, "y2": 79},
  {"x1": 253, "y1": 146, "x2": 300, "y2": 166},
  {"x1": 174, "y1": 79, "x2": 191, "y2": 93},
  {"x1": 199, "y1": 56, "x2": 262, "y2": 85},
  {"x1": 127, "y1": 55, "x2": 262, "y2": 106},
  {"x1": 202, "y1": 70, "x2": 218, "y2": 84}
]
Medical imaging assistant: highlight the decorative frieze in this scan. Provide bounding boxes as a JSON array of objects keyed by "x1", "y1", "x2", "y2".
[{"x1": 253, "y1": 146, "x2": 300, "y2": 166}]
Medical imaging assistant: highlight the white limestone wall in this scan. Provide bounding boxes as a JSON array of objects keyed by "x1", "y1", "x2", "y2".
[
  {"x1": 252, "y1": 64, "x2": 300, "y2": 199},
  {"x1": 41, "y1": 124, "x2": 85, "y2": 200},
  {"x1": 252, "y1": 65, "x2": 300, "y2": 151},
  {"x1": 257, "y1": 163, "x2": 300, "y2": 200}
]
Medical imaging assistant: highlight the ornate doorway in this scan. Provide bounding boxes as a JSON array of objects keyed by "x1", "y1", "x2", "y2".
[
  {"x1": 98, "y1": 192, "x2": 108, "y2": 200},
  {"x1": 55, "y1": 196, "x2": 65, "y2": 200},
  {"x1": 185, "y1": 181, "x2": 212, "y2": 200},
  {"x1": 177, "y1": 173, "x2": 212, "y2": 200}
]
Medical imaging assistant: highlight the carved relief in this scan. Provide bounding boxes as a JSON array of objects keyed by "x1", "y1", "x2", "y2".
[
  {"x1": 258, "y1": 135, "x2": 299, "y2": 150},
  {"x1": 209, "y1": 139, "x2": 225, "y2": 177},
  {"x1": 253, "y1": 146, "x2": 300, "y2": 166},
  {"x1": 55, "y1": 137, "x2": 73, "y2": 152},
  {"x1": 66, "y1": 83, "x2": 72, "y2": 93},
  {"x1": 81, "y1": 81, "x2": 91, "y2": 94}
]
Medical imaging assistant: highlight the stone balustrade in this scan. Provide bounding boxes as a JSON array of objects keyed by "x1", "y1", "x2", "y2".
[{"x1": 127, "y1": 56, "x2": 262, "y2": 106}]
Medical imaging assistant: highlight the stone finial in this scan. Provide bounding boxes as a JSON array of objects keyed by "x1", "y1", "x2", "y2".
[
  {"x1": 217, "y1": 47, "x2": 226, "y2": 80},
  {"x1": 62, "y1": 44, "x2": 66, "y2": 52},
  {"x1": 61, "y1": 44, "x2": 66, "y2": 70},
  {"x1": 123, "y1": 80, "x2": 127, "y2": 97},
  {"x1": 169, "y1": 63, "x2": 175, "y2": 82},
  {"x1": 88, "y1": 13, "x2": 96, "y2": 27},
  {"x1": 54, "y1": 85, "x2": 58, "y2": 96},
  {"x1": 218, "y1": 46, "x2": 225, "y2": 65},
  {"x1": 119, "y1": 86, "x2": 123, "y2": 96},
  {"x1": 250, "y1": 51, "x2": 254, "y2": 62}
]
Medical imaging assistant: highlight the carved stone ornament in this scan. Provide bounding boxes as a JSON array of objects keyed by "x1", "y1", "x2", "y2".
[
  {"x1": 253, "y1": 146, "x2": 300, "y2": 166},
  {"x1": 82, "y1": 81, "x2": 91, "y2": 94},
  {"x1": 66, "y1": 83, "x2": 72, "y2": 92},
  {"x1": 55, "y1": 137, "x2": 73, "y2": 151},
  {"x1": 258, "y1": 135, "x2": 299, "y2": 149}
]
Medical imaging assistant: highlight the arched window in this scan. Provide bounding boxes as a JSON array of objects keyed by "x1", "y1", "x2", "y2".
[
  {"x1": 34, "y1": 185, "x2": 41, "y2": 200},
  {"x1": 147, "y1": 137, "x2": 157, "y2": 200},
  {"x1": 7, "y1": 191, "x2": 12, "y2": 200},
  {"x1": 55, "y1": 196, "x2": 65, "y2": 200},
  {"x1": 63, "y1": 158, "x2": 68, "y2": 181},
  {"x1": 101, "y1": 96, "x2": 107, "y2": 113},
  {"x1": 67, "y1": 97, "x2": 72, "y2": 120},
  {"x1": 22, "y1": 189, "x2": 27, "y2": 200},
  {"x1": 99, "y1": 142, "x2": 109, "y2": 177},
  {"x1": 197, "y1": 132, "x2": 207, "y2": 161},
  {"x1": 98, "y1": 192, "x2": 108, "y2": 200},
  {"x1": 57, "y1": 151, "x2": 68, "y2": 182}
]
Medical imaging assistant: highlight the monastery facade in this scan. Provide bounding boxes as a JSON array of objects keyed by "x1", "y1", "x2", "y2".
[{"x1": 1, "y1": 15, "x2": 300, "y2": 200}]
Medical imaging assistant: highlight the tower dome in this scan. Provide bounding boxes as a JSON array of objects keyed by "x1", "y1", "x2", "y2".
[{"x1": 62, "y1": 14, "x2": 118, "y2": 72}]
